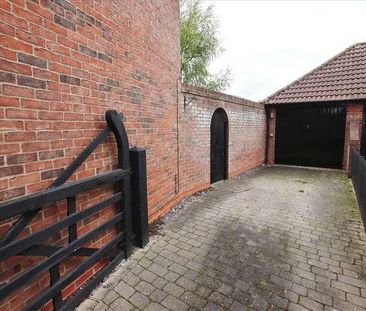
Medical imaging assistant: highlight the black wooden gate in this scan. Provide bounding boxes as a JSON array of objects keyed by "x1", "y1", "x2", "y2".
[
  {"x1": 275, "y1": 104, "x2": 346, "y2": 168},
  {"x1": 0, "y1": 110, "x2": 148, "y2": 310},
  {"x1": 211, "y1": 109, "x2": 227, "y2": 183},
  {"x1": 350, "y1": 148, "x2": 366, "y2": 229}
]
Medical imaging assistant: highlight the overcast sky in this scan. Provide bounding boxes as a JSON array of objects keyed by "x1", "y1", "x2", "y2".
[{"x1": 204, "y1": 1, "x2": 366, "y2": 101}]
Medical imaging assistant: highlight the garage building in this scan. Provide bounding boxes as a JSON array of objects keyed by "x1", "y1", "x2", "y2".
[{"x1": 265, "y1": 42, "x2": 366, "y2": 171}]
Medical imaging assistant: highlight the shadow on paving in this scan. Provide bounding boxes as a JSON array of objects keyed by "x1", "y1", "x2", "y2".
[{"x1": 196, "y1": 219, "x2": 291, "y2": 310}]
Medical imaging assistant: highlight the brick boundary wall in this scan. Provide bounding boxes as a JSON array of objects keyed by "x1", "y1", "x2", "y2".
[
  {"x1": 148, "y1": 84, "x2": 267, "y2": 222},
  {"x1": 169, "y1": 84, "x2": 266, "y2": 218}
]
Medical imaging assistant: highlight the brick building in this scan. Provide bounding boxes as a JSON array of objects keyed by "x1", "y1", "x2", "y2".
[
  {"x1": 265, "y1": 42, "x2": 366, "y2": 172},
  {"x1": 0, "y1": 1, "x2": 266, "y2": 309}
]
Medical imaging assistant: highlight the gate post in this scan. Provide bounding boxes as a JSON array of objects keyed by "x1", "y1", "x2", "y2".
[
  {"x1": 105, "y1": 110, "x2": 133, "y2": 258},
  {"x1": 129, "y1": 147, "x2": 149, "y2": 248}
]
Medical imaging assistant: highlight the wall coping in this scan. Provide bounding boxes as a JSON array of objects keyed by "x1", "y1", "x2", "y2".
[{"x1": 181, "y1": 83, "x2": 264, "y2": 110}]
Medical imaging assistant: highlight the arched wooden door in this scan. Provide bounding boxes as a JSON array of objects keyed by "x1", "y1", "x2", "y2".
[{"x1": 210, "y1": 109, "x2": 228, "y2": 183}]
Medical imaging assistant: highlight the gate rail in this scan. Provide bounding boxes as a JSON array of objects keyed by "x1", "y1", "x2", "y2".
[
  {"x1": 0, "y1": 110, "x2": 148, "y2": 310},
  {"x1": 350, "y1": 148, "x2": 366, "y2": 229}
]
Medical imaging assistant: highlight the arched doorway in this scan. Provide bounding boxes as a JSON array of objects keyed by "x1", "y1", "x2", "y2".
[{"x1": 210, "y1": 108, "x2": 228, "y2": 184}]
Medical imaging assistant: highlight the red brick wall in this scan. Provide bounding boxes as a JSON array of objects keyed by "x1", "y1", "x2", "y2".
[
  {"x1": 343, "y1": 103, "x2": 364, "y2": 172},
  {"x1": 176, "y1": 84, "x2": 266, "y2": 204},
  {"x1": 0, "y1": 0, "x2": 180, "y2": 310},
  {"x1": 0, "y1": 0, "x2": 180, "y2": 211}
]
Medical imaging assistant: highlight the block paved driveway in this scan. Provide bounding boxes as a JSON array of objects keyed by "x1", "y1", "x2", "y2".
[{"x1": 77, "y1": 166, "x2": 366, "y2": 311}]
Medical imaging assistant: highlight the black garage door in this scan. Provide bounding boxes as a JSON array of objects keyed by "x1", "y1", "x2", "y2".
[{"x1": 275, "y1": 104, "x2": 346, "y2": 169}]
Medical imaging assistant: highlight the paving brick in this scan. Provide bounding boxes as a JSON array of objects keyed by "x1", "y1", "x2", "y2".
[
  {"x1": 203, "y1": 302, "x2": 225, "y2": 311},
  {"x1": 292, "y1": 283, "x2": 308, "y2": 296},
  {"x1": 361, "y1": 289, "x2": 366, "y2": 298},
  {"x1": 332, "y1": 280, "x2": 361, "y2": 295},
  {"x1": 270, "y1": 294, "x2": 289, "y2": 309},
  {"x1": 185, "y1": 270, "x2": 199, "y2": 281},
  {"x1": 109, "y1": 297, "x2": 133, "y2": 311},
  {"x1": 122, "y1": 273, "x2": 140, "y2": 287},
  {"x1": 299, "y1": 296, "x2": 323, "y2": 311},
  {"x1": 151, "y1": 289, "x2": 168, "y2": 303},
  {"x1": 129, "y1": 291, "x2": 150, "y2": 309},
  {"x1": 217, "y1": 283, "x2": 233, "y2": 296},
  {"x1": 312, "y1": 266, "x2": 337, "y2": 279},
  {"x1": 346, "y1": 293, "x2": 366, "y2": 308},
  {"x1": 315, "y1": 275, "x2": 332, "y2": 286},
  {"x1": 288, "y1": 302, "x2": 310, "y2": 311},
  {"x1": 161, "y1": 295, "x2": 189, "y2": 311},
  {"x1": 145, "y1": 302, "x2": 169, "y2": 311},
  {"x1": 301, "y1": 278, "x2": 316, "y2": 290},
  {"x1": 208, "y1": 291, "x2": 232, "y2": 309},
  {"x1": 164, "y1": 282, "x2": 185, "y2": 298},
  {"x1": 292, "y1": 267, "x2": 315, "y2": 280},
  {"x1": 176, "y1": 277, "x2": 198, "y2": 292},
  {"x1": 103, "y1": 290, "x2": 119, "y2": 304},
  {"x1": 308, "y1": 289, "x2": 332, "y2": 306},
  {"x1": 316, "y1": 283, "x2": 346, "y2": 300},
  {"x1": 148, "y1": 263, "x2": 169, "y2": 277},
  {"x1": 153, "y1": 255, "x2": 172, "y2": 267},
  {"x1": 196, "y1": 286, "x2": 213, "y2": 299},
  {"x1": 136, "y1": 281, "x2": 155, "y2": 296},
  {"x1": 283, "y1": 289, "x2": 299, "y2": 303},
  {"x1": 280, "y1": 270, "x2": 302, "y2": 284},
  {"x1": 342, "y1": 268, "x2": 359, "y2": 278},
  {"x1": 338, "y1": 275, "x2": 366, "y2": 289},
  {"x1": 139, "y1": 269, "x2": 158, "y2": 283},
  {"x1": 320, "y1": 256, "x2": 340, "y2": 267},
  {"x1": 181, "y1": 291, "x2": 206, "y2": 309},
  {"x1": 92, "y1": 301, "x2": 109, "y2": 311},
  {"x1": 229, "y1": 301, "x2": 246, "y2": 311},
  {"x1": 130, "y1": 264, "x2": 144, "y2": 275},
  {"x1": 333, "y1": 297, "x2": 366, "y2": 311},
  {"x1": 169, "y1": 263, "x2": 188, "y2": 275},
  {"x1": 114, "y1": 281, "x2": 135, "y2": 299},
  {"x1": 164, "y1": 271, "x2": 180, "y2": 283},
  {"x1": 153, "y1": 277, "x2": 169, "y2": 289},
  {"x1": 309, "y1": 259, "x2": 329, "y2": 270},
  {"x1": 139, "y1": 257, "x2": 153, "y2": 268},
  {"x1": 270, "y1": 275, "x2": 292, "y2": 289}
]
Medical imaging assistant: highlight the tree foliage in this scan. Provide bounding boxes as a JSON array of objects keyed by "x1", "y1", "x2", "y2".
[{"x1": 180, "y1": 0, "x2": 231, "y2": 92}]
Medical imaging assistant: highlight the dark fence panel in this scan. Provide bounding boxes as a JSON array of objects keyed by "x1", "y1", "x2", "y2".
[{"x1": 350, "y1": 148, "x2": 366, "y2": 228}]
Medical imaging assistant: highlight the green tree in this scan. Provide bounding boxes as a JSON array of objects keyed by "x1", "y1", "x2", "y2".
[{"x1": 180, "y1": 0, "x2": 231, "y2": 92}]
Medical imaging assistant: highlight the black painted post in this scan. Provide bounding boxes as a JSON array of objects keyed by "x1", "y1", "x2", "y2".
[
  {"x1": 129, "y1": 147, "x2": 149, "y2": 248},
  {"x1": 105, "y1": 110, "x2": 133, "y2": 258}
]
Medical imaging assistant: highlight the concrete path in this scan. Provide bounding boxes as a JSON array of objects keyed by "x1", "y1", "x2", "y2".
[{"x1": 77, "y1": 166, "x2": 366, "y2": 311}]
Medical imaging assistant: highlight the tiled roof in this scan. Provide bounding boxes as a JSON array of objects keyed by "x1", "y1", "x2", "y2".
[{"x1": 264, "y1": 42, "x2": 366, "y2": 104}]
